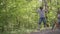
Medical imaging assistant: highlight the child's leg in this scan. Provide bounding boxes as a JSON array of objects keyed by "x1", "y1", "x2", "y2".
[
  {"x1": 38, "y1": 18, "x2": 42, "y2": 29},
  {"x1": 52, "y1": 23, "x2": 55, "y2": 30},
  {"x1": 43, "y1": 17, "x2": 47, "y2": 27}
]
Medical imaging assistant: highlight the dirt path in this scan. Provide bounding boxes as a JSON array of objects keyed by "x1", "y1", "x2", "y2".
[{"x1": 30, "y1": 28, "x2": 60, "y2": 34}]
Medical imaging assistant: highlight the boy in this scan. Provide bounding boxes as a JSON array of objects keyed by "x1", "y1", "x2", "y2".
[
  {"x1": 52, "y1": 8, "x2": 60, "y2": 31},
  {"x1": 37, "y1": 7, "x2": 48, "y2": 30}
]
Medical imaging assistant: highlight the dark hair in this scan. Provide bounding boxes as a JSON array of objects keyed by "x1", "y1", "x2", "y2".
[{"x1": 39, "y1": 7, "x2": 43, "y2": 9}]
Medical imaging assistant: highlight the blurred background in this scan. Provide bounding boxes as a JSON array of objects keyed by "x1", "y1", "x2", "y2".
[{"x1": 0, "y1": 0, "x2": 60, "y2": 34}]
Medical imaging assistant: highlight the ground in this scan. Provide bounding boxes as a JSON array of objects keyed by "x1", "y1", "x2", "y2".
[{"x1": 30, "y1": 28, "x2": 60, "y2": 34}]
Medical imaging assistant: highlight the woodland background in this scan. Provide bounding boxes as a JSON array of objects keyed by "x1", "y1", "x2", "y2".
[{"x1": 0, "y1": 0, "x2": 60, "y2": 34}]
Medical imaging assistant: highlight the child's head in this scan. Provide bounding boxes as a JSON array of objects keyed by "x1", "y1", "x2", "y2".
[{"x1": 39, "y1": 7, "x2": 43, "y2": 10}]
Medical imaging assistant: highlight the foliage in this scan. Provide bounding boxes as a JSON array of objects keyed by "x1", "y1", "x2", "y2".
[{"x1": 0, "y1": 0, "x2": 60, "y2": 34}]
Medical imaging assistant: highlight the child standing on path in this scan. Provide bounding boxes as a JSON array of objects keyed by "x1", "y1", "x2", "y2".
[{"x1": 37, "y1": 7, "x2": 48, "y2": 30}]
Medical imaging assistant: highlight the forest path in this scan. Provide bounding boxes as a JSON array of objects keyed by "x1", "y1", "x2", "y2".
[{"x1": 30, "y1": 28, "x2": 60, "y2": 34}]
